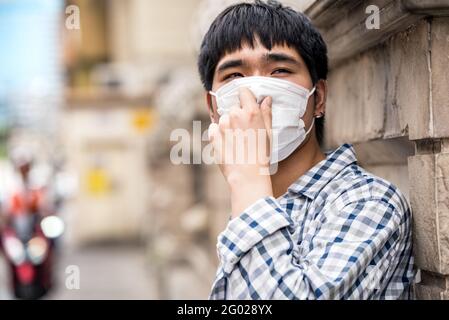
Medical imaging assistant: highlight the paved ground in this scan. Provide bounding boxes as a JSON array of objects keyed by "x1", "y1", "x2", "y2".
[
  {"x1": 1, "y1": 244, "x2": 158, "y2": 300},
  {"x1": 0, "y1": 255, "x2": 12, "y2": 299},
  {"x1": 47, "y1": 244, "x2": 158, "y2": 300}
]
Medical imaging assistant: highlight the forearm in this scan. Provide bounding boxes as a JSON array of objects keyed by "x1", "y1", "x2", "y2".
[
  {"x1": 213, "y1": 197, "x2": 314, "y2": 299},
  {"x1": 224, "y1": 232, "x2": 313, "y2": 299}
]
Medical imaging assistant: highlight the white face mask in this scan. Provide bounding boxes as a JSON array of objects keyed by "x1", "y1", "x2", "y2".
[{"x1": 210, "y1": 76, "x2": 316, "y2": 163}]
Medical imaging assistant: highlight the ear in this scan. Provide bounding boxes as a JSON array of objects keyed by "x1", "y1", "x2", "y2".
[
  {"x1": 314, "y1": 79, "x2": 327, "y2": 117},
  {"x1": 205, "y1": 92, "x2": 219, "y2": 123}
]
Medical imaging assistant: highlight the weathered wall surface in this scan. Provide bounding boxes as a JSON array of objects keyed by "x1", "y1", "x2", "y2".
[{"x1": 307, "y1": 0, "x2": 449, "y2": 299}]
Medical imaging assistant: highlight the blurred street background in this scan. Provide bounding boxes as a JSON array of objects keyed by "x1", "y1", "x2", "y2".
[{"x1": 0, "y1": 0, "x2": 312, "y2": 300}]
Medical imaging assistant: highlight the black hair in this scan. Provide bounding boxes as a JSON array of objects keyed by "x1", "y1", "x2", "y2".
[{"x1": 197, "y1": 0, "x2": 328, "y2": 145}]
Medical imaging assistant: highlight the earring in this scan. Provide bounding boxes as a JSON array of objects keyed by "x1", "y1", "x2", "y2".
[{"x1": 315, "y1": 112, "x2": 325, "y2": 119}]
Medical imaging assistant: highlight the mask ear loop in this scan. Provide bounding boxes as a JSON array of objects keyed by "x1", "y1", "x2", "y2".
[
  {"x1": 209, "y1": 91, "x2": 227, "y2": 118},
  {"x1": 307, "y1": 86, "x2": 316, "y2": 98},
  {"x1": 304, "y1": 117, "x2": 315, "y2": 136},
  {"x1": 208, "y1": 91, "x2": 220, "y2": 123},
  {"x1": 302, "y1": 86, "x2": 317, "y2": 137}
]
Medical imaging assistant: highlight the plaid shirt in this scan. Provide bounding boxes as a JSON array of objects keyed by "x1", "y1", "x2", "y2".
[{"x1": 210, "y1": 144, "x2": 415, "y2": 300}]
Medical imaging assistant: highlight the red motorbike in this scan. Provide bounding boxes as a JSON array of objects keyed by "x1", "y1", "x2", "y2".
[{"x1": 1, "y1": 190, "x2": 64, "y2": 299}]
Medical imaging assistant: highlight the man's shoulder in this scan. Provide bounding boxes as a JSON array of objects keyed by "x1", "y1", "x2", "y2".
[{"x1": 322, "y1": 162, "x2": 411, "y2": 216}]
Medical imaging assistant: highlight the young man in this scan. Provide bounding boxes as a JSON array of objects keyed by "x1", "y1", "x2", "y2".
[{"x1": 198, "y1": 0, "x2": 415, "y2": 299}]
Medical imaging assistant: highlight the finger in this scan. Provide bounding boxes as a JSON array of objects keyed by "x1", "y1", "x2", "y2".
[
  {"x1": 218, "y1": 114, "x2": 231, "y2": 133},
  {"x1": 229, "y1": 105, "x2": 243, "y2": 128},
  {"x1": 238, "y1": 87, "x2": 258, "y2": 112},
  {"x1": 260, "y1": 96, "x2": 272, "y2": 132},
  {"x1": 260, "y1": 96, "x2": 272, "y2": 143}
]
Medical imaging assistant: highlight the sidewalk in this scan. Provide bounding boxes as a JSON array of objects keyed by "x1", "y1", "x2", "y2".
[
  {"x1": 46, "y1": 244, "x2": 158, "y2": 300},
  {"x1": 0, "y1": 255, "x2": 12, "y2": 299}
]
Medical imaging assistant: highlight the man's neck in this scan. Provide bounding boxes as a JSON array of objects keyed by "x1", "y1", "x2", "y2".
[{"x1": 271, "y1": 137, "x2": 326, "y2": 198}]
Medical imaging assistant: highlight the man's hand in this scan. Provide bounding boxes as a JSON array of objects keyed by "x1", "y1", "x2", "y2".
[{"x1": 208, "y1": 87, "x2": 273, "y2": 219}]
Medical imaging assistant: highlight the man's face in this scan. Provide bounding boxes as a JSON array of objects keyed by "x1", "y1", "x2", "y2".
[{"x1": 207, "y1": 40, "x2": 323, "y2": 132}]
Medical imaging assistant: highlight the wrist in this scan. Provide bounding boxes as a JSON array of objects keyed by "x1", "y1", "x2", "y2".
[
  {"x1": 226, "y1": 170, "x2": 271, "y2": 192},
  {"x1": 227, "y1": 172, "x2": 273, "y2": 219}
]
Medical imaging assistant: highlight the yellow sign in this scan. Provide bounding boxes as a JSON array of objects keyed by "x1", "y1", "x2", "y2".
[
  {"x1": 86, "y1": 168, "x2": 111, "y2": 196},
  {"x1": 131, "y1": 109, "x2": 156, "y2": 133}
]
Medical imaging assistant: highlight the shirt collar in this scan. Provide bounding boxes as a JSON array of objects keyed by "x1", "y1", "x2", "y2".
[{"x1": 287, "y1": 143, "x2": 358, "y2": 199}]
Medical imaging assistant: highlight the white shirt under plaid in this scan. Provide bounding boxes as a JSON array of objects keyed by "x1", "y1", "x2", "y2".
[{"x1": 210, "y1": 143, "x2": 415, "y2": 300}]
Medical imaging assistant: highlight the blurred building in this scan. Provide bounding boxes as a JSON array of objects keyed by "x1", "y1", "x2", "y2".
[{"x1": 61, "y1": 0, "x2": 219, "y2": 299}]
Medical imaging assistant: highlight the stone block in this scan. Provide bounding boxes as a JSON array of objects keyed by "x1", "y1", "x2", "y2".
[
  {"x1": 415, "y1": 284, "x2": 448, "y2": 300},
  {"x1": 409, "y1": 154, "x2": 440, "y2": 272},
  {"x1": 409, "y1": 153, "x2": 449, "y2": 274},
  {"x1": 325, "y1": 46, "x2": 389, "y2": 147},
  {"x1": 386, "y1": 20, "x2": 431, "y2": 140},
  {"x1": 354, "y1": 137, "x2": 414, "y2": 166},
  {"x1": 436, "y1": 152, "x2": 449, "y2": 270},
  {"x1": 414, "y1": 270, "x2": 449, "y2": 300},
  {"x1": 431, "y1": 18, "x2": 449, "y2": 138},
  {"x1": 325, "y1": 20, "x2": 431, "y2": 147}
]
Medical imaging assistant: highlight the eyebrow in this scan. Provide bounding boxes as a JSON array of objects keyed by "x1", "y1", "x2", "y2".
[
  {"x1": 265, "y1": 52, "x2": 301, "y2": 65},
  {"x1": 216, "y1": 52, "x2": 301, "y2": 74},
  {"x1": 217, "y1": 59, "x2": 244, "y2": 73}
]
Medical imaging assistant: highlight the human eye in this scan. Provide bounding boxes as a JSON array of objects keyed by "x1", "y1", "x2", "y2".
[
  {"x1": 223, "y1": 72, "x2": 244, "y2": 81},
  {"x1": 271, "y1": 68, "x2": 292, "y2": 75}
]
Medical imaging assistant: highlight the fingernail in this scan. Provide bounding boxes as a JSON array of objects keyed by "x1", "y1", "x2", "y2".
[{"x1": 263, "y1": 96, "x2": 272, "y2": 106}]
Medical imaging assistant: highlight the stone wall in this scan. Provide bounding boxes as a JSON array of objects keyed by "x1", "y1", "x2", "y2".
[{"x1": 306, "y1": 0, "x2": 449, "y2": 299}]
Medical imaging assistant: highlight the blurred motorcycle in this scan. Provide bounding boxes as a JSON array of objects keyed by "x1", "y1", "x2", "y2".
[{"x1": 0, "y1": 146, "x2": 65, "y2": 299}]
